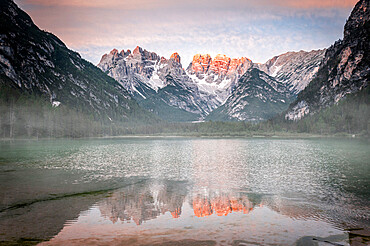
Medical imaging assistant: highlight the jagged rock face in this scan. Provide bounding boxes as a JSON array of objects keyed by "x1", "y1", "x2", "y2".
[
  {"x1": 98, "y1": 47, "x2": 326, "y2": 122},
  {"x1": 98, "y1": 46, "x2": 162, "y2": 91},
  {"x1": 189, "y1": 54, "x2": 252, "y2": 78},
  {"x1": 186, "y1": 54, "x2": 253, "y2": 107},
  {"x1": 344, "y1": 0, "x2": 369, "y2": 40},
  {"x1": 0, "y1": 0, "x2": 150, "y2": 122},
  {"x1": 207, "y1": 68, "x2": 292, "y2": 121},
  {"x1": 229, "y1": 57, "x2": 251, "y2": 75},
  {"x1": 98, "y1": 48, "x2": 211, "y2": 121},
  {"x1": 209, "y1": 54, "x2": 231, "y2": 75},
  {"x1": 190, "y1": 54, "x2": 212, "y2": 73},
  {"x1": 98, "y1": 181, "x2": 186, "y2": 225},
  {"x1": 170, "y1": 52, "x2": 181, "y2": 63},
  {"x1": 257, "y1": 49, "x2": 326, "y2": 94},
  {"x1": 285, "y1": 0, "x2": 369, "y2": 121}
]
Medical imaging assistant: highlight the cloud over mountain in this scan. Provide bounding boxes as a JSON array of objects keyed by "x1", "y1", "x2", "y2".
[{"x1": 16, "y1": 0, "x2": 354, "y2": 66}]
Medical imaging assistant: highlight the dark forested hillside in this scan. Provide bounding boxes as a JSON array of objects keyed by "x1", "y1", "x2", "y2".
[
  {"x1": 0, "y1": 80, "x2": 156, "y2": 138},
  {"x1": 274, "y1": 86, "x2": 370, "y2": 135},
  {"x1": 0, "y1": 0, "x2": 157, "y2": 138},
  {"x1": 0, "y1": 0, "x2": 368, "y2": 138}
]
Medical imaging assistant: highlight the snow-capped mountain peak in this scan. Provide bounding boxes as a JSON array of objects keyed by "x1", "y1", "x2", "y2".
[
  {"x1": 186, "y1": 53, "x2": 253, "y2": 106},
  {"x1": 98, "y1": 47, "x2": 326, "y2": 122},
  {"x1": 98, "y1": 48, "x2": 212, "y2": 121}
]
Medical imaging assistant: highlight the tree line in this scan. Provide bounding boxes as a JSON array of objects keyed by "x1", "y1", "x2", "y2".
[{"x1": 1, "y1": 85, "x2": 369, "y2": 139}]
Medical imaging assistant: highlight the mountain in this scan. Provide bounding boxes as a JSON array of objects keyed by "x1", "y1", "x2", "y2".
[
  {"x1": 99, "y1": 180, "x2": 187, "y2": 225},
  {"x1": 257, "y1": 49, "x2": 326, "y2": 94},
  {"x1": 0, "y1": 0, "x2": 327, "y2": 130},
  {"x1": 98, "y1": 50, "x2": 256, "y2": 121},
  {"x1": 205, "y1": 50, "x2": 326, "y2": 121},
  {"x1": 98, "y1": 46, "x2": 328, "y2": 122},
  {"x1": 98, "y1": 47, "x2": 210, "y2": 121},
  {"x1": 206, "y1": 68, "x2": 292, "y2": 121},
  {"x1": 285, "y1": 0, "x2": 369, "y2": 121},
  {"x1": 186, "y1": 54, "x2": 254, "y2": 109},
  {"x1": 0, "y1": 0, "x2": 154, "y2": 126}
]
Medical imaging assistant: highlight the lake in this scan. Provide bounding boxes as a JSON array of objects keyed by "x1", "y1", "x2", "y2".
[{"x1": 0, "y1": 138, "x2": 369, "y2": 245}]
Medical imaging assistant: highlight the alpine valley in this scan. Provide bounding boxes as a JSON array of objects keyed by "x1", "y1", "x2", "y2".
[
  {"x1": 0, "y1": 0, "x2": 368, "y2": 138},
  {"x1": 97, "y1": 0, "x2": 368, "y2": 124},
  {"x1": 1, "y1": 1, "x2": 369, "y2": 245}
]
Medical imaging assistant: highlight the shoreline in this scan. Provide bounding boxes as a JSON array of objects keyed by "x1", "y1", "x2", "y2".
[{"x1": 0, "y1": 132, "x2": 368, "y2": 141}]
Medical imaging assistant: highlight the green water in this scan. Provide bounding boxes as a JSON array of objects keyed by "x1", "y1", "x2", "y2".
[{"x1": 0, "y1": 138, "x2": 369, "y2": 245}]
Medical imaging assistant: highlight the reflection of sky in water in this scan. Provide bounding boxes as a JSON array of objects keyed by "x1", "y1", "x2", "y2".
[
  {"x1": 43, "y1": 180, "x2": 349, "y2": 246},
  {"x1": 0, "y1": 138, "x2": 369, "y2": 245},
  {"x1": 35, "y1": 138, "x2": 369, "y2": 213},
  {"x1": 53, "y1": 207, "x2": 343, "y2": 245}
]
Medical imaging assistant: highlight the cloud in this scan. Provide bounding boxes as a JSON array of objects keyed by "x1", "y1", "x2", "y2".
[
  {"x1": 19, "y1": 0, "x2": 172, "y2": 9},
  {"x1": 273, "y1": 0, "x2": 358, "y2": 8},
  {"x1": 70, "y1": 22, "x2": 333, "y2": 67},
  {"x1": 14, "y1": 0, "x2": 355, "y2": 66},
  {"x1": 21, "y1": 0, "x2": 358, "y2": 9}
]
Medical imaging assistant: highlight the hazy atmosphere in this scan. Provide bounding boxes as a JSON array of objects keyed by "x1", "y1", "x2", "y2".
[
  {"x1": 15, "y1": 0, "x2": 356, "y2": 65},
  {"x1": 0, "y1": 0, "x2": 369, "y2": 245}
]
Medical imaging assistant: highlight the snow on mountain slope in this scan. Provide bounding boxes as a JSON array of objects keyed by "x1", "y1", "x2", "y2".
[
  {"x1": 98, "y1": 47, "x2": 212, "y2": 121},
  {"x1": 98, "y1": 47, "x2": 163, "y2": 94},
  {"x1": 0, "y1": 0, "x2": 153, "y2": 123},
  {"x1": 98, "y1": 47, "x2": 327, "y2": 122},
  {"x1": 206, "y1": 68, "x2": 292, "y2": 121},
  {"x1": 186, "y1": 51, "x2": 325, "y2": 122},
  {"x1": 285, "y1": 0, "x2": 369, "y2": 121},
  {"x1": 186, "y1": 54, "x2": 253, "y2": 108},
  {"x1": 97, "y1": 38, "x2": 330, "y2": 122},
  {"x1": 257, "y1": 49, "x2": 326, "y2": 94}
]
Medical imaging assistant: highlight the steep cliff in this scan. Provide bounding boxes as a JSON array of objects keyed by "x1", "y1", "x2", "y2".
[
  {"x1": 257, "y1": 49, "x2": 325, "y2": 94},
  {"x1": 285, "y1": 0, "x2": 369, "y2": 120},
  {"x1": 207, "y1": 68, "x2": 292, "y2": 121},
  {"x1": 186, "y1": 54, "x2": 253, "y2": 108},
  {"x1": 0, "y1": 0, "x2": 153, "y2": 124},
  {"x1": 98, "y1": 48, "x2": 211, "y2": 121}
]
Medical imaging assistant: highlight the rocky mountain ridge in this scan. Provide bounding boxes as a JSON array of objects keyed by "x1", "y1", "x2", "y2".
[
  {"x1": 98, "y1": 46, "x2": 213, "y2": 121},
  {"x1": 207, "y1": 68, "x2": 292, "y2": 121},
  {"x1": 0, "y1": 0, "x2": 366, "y2": 136},
  {"x1": 186, "y1": 54, "x2": 254, "y2": 107},
  {"x1": 0, "y1": 0, "x2": 155, "y2": 125},
  {"x1": 99, "y1": 47, "x2": 326, "y2": 121},
  {"x1": 285, "y1": 0, "x2": 369, "y2": 120},
  {"x1": 257, "y1": 49, "x2": 326, "y2": 94}
]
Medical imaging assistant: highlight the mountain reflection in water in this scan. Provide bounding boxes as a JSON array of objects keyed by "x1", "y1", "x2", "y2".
[
  {"x1": 98, "y1": 181, "x2": 187, "y2": 225},
  {"x1": 1, "y1": 138, "x2": 368, "y2": 245},
  {"x1": 95, "y1": 180, "x2": 342, "y2": 225},
  {"x1": 192, "y1": 193, "x2": 253, "y2": 217},
  {"x1": 98, "y1": 180, "x2": 257, "y2": 224},
  {"x1": 42, "y1": 179, "x2": 356, "y2": 245}
]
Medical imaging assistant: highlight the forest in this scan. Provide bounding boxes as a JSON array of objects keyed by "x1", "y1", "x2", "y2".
[{"x1": 0, "y1": 85, "x2": 369, "y2": 139}]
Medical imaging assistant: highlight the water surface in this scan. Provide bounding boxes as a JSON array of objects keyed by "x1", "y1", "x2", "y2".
[{"x1": 0, "y1": 138, "x2": 369, "y2": 245}]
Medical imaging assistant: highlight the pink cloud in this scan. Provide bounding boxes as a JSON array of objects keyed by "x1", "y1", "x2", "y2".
[
  {"x1": 20, "y1": 0, "x2": 358, "y2": 9},
  {"x1": 19, "y1": 0, "x2": 185, "y2": 9},
  {"x1": 14, "y1": 0, "x2": 356, "y2": 66},
  {"x1": 275, "y1": 0, "x2": 358, "y2": 8}
]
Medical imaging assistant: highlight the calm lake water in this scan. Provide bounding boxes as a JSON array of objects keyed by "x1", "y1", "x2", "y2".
[{"x1": 0, "y1": 138, "x2": 369, "y2": 245}]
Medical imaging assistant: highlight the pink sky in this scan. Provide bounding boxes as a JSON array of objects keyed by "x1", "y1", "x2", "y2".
[
  {"x1": 15, "y1": 0, "x2": 357, "y2": 66},
  {"x1": 19, "y1": 0, "x2": 357, "y2": 8}
]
